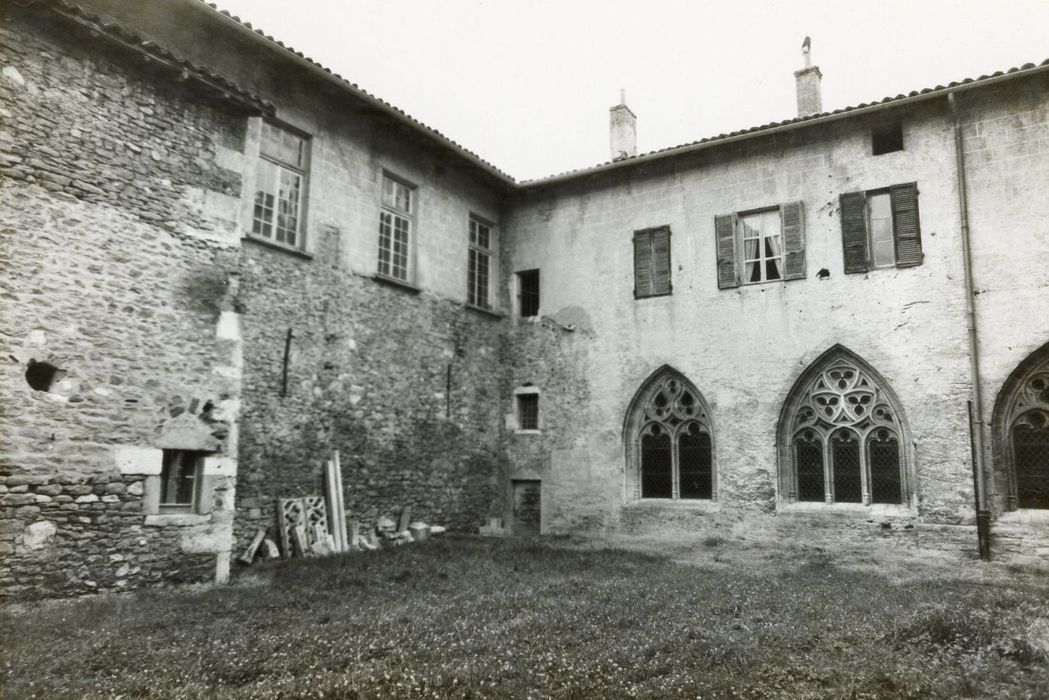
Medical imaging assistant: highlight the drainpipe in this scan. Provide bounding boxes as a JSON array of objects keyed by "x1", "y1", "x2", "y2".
[{"x1": 948, "y1": 91, "x2": 991, "y2": 560}]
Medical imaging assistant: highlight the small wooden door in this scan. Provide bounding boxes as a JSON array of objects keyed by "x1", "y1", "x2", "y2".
[{"x1": 511, "y1": 479, "x2": 541, "y2": 535}]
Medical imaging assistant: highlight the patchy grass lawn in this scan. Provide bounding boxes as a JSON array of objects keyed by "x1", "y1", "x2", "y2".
[{"x1": 2, "y1": 536, "x2": 1048, "y2": 699}]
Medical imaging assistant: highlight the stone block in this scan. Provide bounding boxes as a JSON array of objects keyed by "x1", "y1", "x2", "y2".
[
  {"x1": 21, "y1": 520, "x2": 57, "y2": 550},
  {"x1": 113, "y1": 446, "x2": 163, "y2": 476}
]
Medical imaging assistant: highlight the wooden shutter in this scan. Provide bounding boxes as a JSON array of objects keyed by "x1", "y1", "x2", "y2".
[
  {"x1": 780, "y1": 201, "x2": 806, "y2": 280},
  {"x1": 715, "y1": 214, "x2": 738, "y2": 289},
  {"x1": 840, "y1": 191, "x2": 870, "y2": 274},
  {"x1": 633, "y1": 231, "x2": 653, "y2": 298},
  {"x1": 890, "y1": 182, "x2": 923, "y2": 267},
  {"x1": 651, "y1": 226, "x2": 671, "y2": 295}
]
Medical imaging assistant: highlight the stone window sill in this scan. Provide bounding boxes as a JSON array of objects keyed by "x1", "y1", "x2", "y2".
[
  {"x1": 777, "y1": 502, "x2": 915, "y2": 518},
  {"x1": 372, "y1": 273, "x2": 421, "y2": 294},
  {"x1": 144, "y1": 513, "x2": 209, "y2": 527},
  {"x1": 625, "y1": 499, "x2": 720, "y2": 512},
  {"x1": 242, "y1": 235, "x2": 313, "y2": 259},
  {"x1": 998, "y1": 509, "x2": 1049, "y2": 524},
  {"x1": 464, "y1": 304, "x2": 505, "y2": 319},
  {"x1": 514, "y1": 429, "x2": 541, "y2": 435}
]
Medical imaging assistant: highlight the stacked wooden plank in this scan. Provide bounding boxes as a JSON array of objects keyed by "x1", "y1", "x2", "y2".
[{"x1": 325, "y1": 451, "x2": 349, "y2": 553}]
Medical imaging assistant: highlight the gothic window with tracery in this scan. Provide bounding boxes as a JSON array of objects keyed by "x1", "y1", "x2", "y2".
[
  {"x1": 995, "y1": 348, "x2": 1049, "y2": 510},
  {"x1": 627, "y1": 370, "x2": 714, "y2": 500},
  {"x1": 781, "y1": 352, "x2": 909, "y2": 505}
]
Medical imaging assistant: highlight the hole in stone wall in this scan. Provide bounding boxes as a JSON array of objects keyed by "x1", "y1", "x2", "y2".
[
  {"x1": 25, "y1": 360, "x2": 63, "y2": 392},
  {"x1": 817, "y1": 268, "x2": 830, "y2": 280}
]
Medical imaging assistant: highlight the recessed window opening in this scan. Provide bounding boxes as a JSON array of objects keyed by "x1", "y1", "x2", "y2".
[
  {"x1": 468, "y1": 217, "x2": 492, "y2": 309},
  {"x1": 378, "y1": 173, "x2": 415, "y2": 282},
  {"x1": 871, "y1": 122, "x2": 903, "y2": 155},
  {"x1": 25, "y1": 360, "x2": 64, "y2": 392},
  {"x1": 252, "y1": 121, "x2": 308, "y2": 248},
  {"x1": 516, "y1": 393, "x2": 539, "y2": 431},
  {"x1": 518, "y1": 269, "x2": 540, "y2": 317},
  {"x1": 160, "y1": 449, "x2": 204, "y2": 510}
]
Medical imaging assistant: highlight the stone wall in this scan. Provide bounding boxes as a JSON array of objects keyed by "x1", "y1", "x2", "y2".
[
  {"x1": 0, "y1": 8, "x2": 245, "y2": 599},
  {"x1": 501, "y1": 94, "x2": 1027, "y2": 549}
]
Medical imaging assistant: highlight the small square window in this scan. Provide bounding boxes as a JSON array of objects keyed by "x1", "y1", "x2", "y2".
[
  {"x1": 517, "y1": 269, "x2": 540, "y2": 317},
  {"x1": 160, "y1": 450, "x2": 204, "y2": 511},
  {"x1": 871, "y1": 122, "x2": 903, "y2": 155},
  {"x1": 516, "y1": 393, "x2": 539, "y2": 431}
]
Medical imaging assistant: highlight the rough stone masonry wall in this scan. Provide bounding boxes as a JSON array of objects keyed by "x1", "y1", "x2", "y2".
[
  {"x1": 0, "y1": 9, "x2": 246, "y2": 599},
  {"x1": 234, "y1": 240, "x2": 507, "y2": 545}
]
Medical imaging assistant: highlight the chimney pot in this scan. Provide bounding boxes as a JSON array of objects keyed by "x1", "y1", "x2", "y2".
[{"x1": 610, "y1": 90, "x2": 636, "y2": 160}]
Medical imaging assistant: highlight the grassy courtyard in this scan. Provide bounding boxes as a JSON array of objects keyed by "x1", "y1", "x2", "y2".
[{"x1": 2, "y1": 535, "x2": 1047, "y2": 699}]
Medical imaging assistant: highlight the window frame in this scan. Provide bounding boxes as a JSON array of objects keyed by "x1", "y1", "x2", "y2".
[
  {"x1": 840, "y1": 183, "x2": 922, "y2": 273},
  {"x1": 513, "y1": 386, "x2": 540, "y2": 433},
  {"x1": 716, "y1": 201, "x2": 805, "y2": 289},
  {"x1": 249, "y1": 120, "x2": 310, "y2": 251},
  {"x1": 378, "y1": 172, "x2": 417, "y2": 284},
  {"x1": 467, "y1": 215, "x2": 493, "y2": 310},
  {"x1": 159, "y1": 449, "x2": 204, "y2": 513},
  {"x1": 517, "y1": 269, "x2": 540, "y2": 318},
  {"x1": 737, "y1": 206, "x2": 785, "y2": 285}
]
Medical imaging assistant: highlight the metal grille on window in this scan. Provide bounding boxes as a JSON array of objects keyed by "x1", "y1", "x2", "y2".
[
  {"x1": 632, "y1": 370, "x2": 714, "y2": 500},
  {"x1": 517, "y1": 394, "x2": 539, "y2": 431},
  {"x1": 787, "y1": 356, "x2": 906, "y2": 505},
  {"x1": 518, "y1": 270, "x2": 540, "y2": 317}
]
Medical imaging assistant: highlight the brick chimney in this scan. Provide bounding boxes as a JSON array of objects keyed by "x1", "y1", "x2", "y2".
[
  {"x1": 609, "y1": 90, "x2": 636, "y2": 160},
  {"x1": 794, "y1": 36, "x2": 822, "y2": 117}
]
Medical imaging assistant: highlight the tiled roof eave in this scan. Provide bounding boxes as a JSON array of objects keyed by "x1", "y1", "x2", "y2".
[{"x1": 520, "y1": 58, "x2": 1049, "y2": 188}]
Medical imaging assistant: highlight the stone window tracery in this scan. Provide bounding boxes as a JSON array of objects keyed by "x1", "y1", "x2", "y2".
[
  {"x1": 626, "y1": 369, "x2": 714, "y2": 500},
  {"x1": 994, "y1": 347, "x2": 1049, "y2": 510},
  {"x1": 781, "y1": 352, "x2": 910, "y2": 505}
]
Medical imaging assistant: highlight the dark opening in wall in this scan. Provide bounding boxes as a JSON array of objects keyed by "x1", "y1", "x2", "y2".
[
  {"x1": 25, "y1": 360, "x2": 63, "y2": 392},
  {"x1": 872, "y1": 122, "x2": 903, "y2": 155}
]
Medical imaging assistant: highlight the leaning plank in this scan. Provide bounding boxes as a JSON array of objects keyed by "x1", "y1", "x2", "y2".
[
  {"x1": 324, "y1": 460, "x2": 344, "y2": 552},
  {"x1": 238, "y1": 528, "x2": 266, "y2": 565},
  {"x1": 349, "y1": 518, "x2": 360, "y2": 548},
  {"x1": 333, "y1": 450, "x2": 349, "y2": 552}
]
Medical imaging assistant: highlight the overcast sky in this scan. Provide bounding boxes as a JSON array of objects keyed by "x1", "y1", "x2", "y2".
[{"x1": 212, "y1": 0, "x2": 1049, "y2": 181}]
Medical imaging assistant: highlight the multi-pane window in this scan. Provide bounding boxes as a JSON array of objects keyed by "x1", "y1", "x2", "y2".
[
  {"x1": 633, "y1": 226, "x2": 671, "y2": 298},
  {"x1": 252, "y1": 122, "x2": 307, "y2": 248},
  {"x1": 160, "y1": 449, "x2": 203, "y2": 511},
  {"x1": 628, "y1": 370, "x2": 715, "y2": 500},
  {"x1": 379, "y1": 174, "x2": 414, "y2": 282},
  {"x1": 840, "y1": 183, "x2": 922, "y2": 272},
  {"x1": 740, "y1": 209, "x2": 783, "y2": 283},
  {"x1": 715, "y1": 202, "x2": 805, "y2": 289},
  {"x1": 468, "y1": 217, "x2": 491, "y2": 309},
  {"x1": 518, "y1": 269, "x2": 540, "y2": 317},
  {"x1": 782, "y1": 354, "x2": 908, "y2": 506}
]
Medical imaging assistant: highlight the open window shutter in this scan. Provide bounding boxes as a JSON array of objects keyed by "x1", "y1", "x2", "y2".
[
  {"x1": 633, "y1": 231, "x2": 653, "y2": 298},
  {"x1": 890, "y1": 183, "x2": 923, "y2": 267},
  {"x1": 651, "y1": 226, "x2": 671, "y2": 295},
  {"x1": 840, "y1": 191, "x2": 870, "y2": 274},
  {"x1": 715, "y1": 214, "x2": 738, "y2": 289},
  {"x1": 780, "y1": 201, "x2": 806, "y2": 280}
]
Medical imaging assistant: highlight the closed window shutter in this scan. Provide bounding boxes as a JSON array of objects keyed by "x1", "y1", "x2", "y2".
[
  {"x1": 715, "y1": 214, "x2": 738, "y2": 289},
  {"x1": 780, "y1": 201, "x2": 806, "y2": 280},
  {"x1": 633, "y1": 231, "x2": 653, "y2": 298},
  {"x1": 651, "y1": 226, "x2": 671, "y2": 295},
  {"x1": 890, "y1": 182, "x2": 923, "y2": 267},
  {"x1": 840, "y1": 191, "x2": 870, "y2": 274}
]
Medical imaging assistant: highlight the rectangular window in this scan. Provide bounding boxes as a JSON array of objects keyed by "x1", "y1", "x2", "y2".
[
  {"x1": 251, "y1": 122, "x2": 308, "y2": 248},
  {"x1": 871, "y1": 122, "x2": 903, "y2": 155},
  {"x1": 160, "y1": 450, "x2": 203, "y2": 511},
  {"x1": 840, "y1": 183, "x2": 922, "y2": 273},
  {"x1": 378, "y1": 174, "x2": 415, "y2": 282},
  {"x1": 633, "y1": 226, "x2": 671, "y2": 298},
  {"x1": 467, "y1": 217, "x2": 491, "y2": 309},
  {"x1": 517, "y1": 269, "x2": 540, "y2": 317},
  {"x1": 715, "y1": 202, "x2": 805, "y2": 289},
  {"x1": 516, "y1": 393, "x2": 539, "y2": 431}
]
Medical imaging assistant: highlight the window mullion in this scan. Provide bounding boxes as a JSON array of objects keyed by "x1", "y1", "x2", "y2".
[
  {"x1": 671, "y1": 431, "x2": 680, "y2": 499},
  {"x1": 860, "y1": 431, "x2": 872, "y2": 505},
  {"x1": 823, "y1": 435, "x2": 833, "y2": 504}
]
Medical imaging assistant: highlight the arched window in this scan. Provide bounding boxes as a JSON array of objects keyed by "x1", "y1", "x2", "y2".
[
  {"x1": 779, "y1": 347, "x2": 911, "y2": 506},
  {"x1": 992, "y1": 343, "x2": 1049, "y2": 510},
  {"x1": 624, "y1": 368, "x2": 715, "y2": 501}
]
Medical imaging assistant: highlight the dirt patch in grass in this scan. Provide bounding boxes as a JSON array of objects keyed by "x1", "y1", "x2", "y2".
[{"x1": 2, "y1": 535, "x2": 1048, "y2": 698}]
